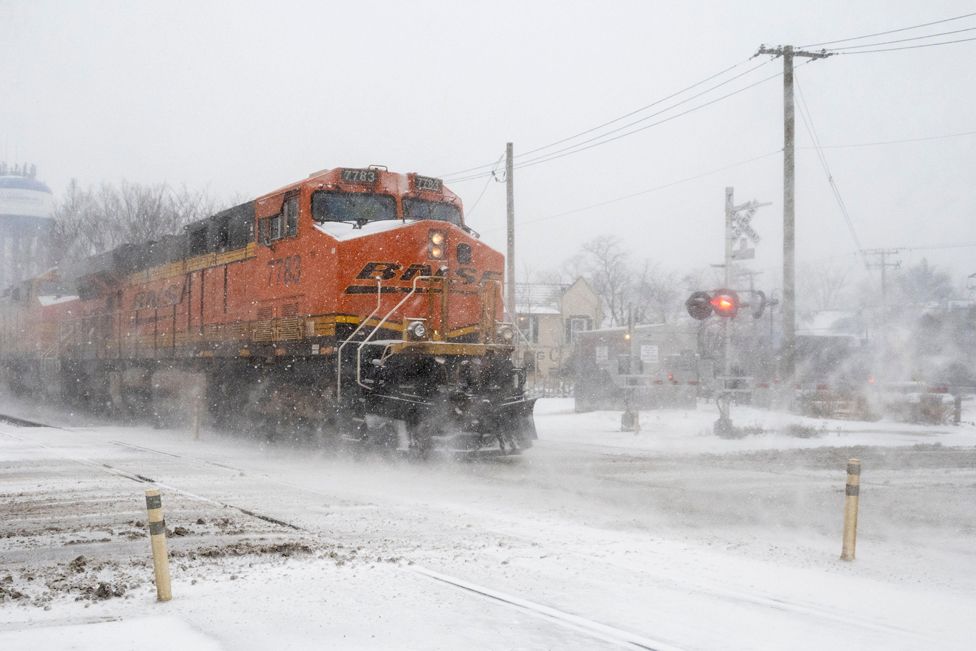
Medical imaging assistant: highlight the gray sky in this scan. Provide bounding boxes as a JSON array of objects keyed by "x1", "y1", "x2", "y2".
[{"x1": 2, "y1": 0, "x2": 974, "y2": 288}]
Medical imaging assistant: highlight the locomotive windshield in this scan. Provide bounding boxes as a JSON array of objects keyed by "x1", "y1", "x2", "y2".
[
  {"x1": 403, "y1": 198, "x2": 462, "y2": 225},
  {"x1": 312, "y1": 191, "x2": 397, "y2": 224}
]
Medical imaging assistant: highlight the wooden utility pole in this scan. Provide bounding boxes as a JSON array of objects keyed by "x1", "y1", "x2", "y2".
[
  {"x1": 756, "y1": 44, "x2": 831, "y2": 382},
  {"x1": 505, "y1": 142, "x2": 516, "y2": 321},
  {"x1": 864, "y1": 248, "x2": 901, "y2": 383}
]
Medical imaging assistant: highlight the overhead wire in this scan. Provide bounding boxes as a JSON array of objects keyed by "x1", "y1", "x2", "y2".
[
  {"x1": 449, "y1": 61, "x2": 798, "y2": 184},
  {"x1": 439, "y1": 57, "x2": 764, "y2": 180},
  {"x1": 825, "y1": 25, "x2": 976, "y2": 50},
  {"x1": 758, "y1": 241, "x2": 976, "y2": 282},
  {"x1": 515, "y1": 59, "x2": 758, "y2": 158},
  {"x1": 800, "y1": 11, "x2": 976, "y2": 47},
  {"x1": 900, "y1": 241, "x2": 976, "y2": 251},
  {"x1": 478, "y1": 149, "x2": 782, "y2": 233},
  {"x1": 800, "y1": 128, "x2": 976, "y2": 149},
  {"x1": 461, "y1": 151, "x2": 505, "y2": 219},
  {"x1": 509, "y1": 62, "x2": 778, "y2": 170},
  {"x1": 829, "y1": 35, "x2": 976, "y2": 54},
  {"x1": 794, "y1": 77, "x2": 867, "y2": 267},
  {"x1": 444, "y1": 15, "x2": 976, "y2": 185}
]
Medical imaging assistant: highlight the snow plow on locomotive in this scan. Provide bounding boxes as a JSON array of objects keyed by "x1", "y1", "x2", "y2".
[{"x1": 0, "y1": 166, "x2": 536, "y2": 455}]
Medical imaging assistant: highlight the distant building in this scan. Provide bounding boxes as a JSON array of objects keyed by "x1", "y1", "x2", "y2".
[
  {"x1": 0, "y1": 163, "x2": 55, "y2": 290},
  {"x1": 515, "y1": 278, "x2": 603, "y2": 385},
  {"x1": 574, "y1": 321, "x2": 702, "y2": 411}
]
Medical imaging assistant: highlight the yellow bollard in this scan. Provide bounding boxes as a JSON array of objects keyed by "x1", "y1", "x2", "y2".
[
  {"x1": 145, "y1": 488, "x2": 172, "y2": 601},
  {"x1": 840, "y1": 458, "x2": 860, "y2": 561}
]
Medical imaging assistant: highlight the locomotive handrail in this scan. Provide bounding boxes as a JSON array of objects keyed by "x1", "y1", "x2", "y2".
[
  {"x1": 353, "y1": 275, "x2": 437, "y2": 393},
  {"x1": 336, "y1": 278, "x2": 383, "y2": 401}
]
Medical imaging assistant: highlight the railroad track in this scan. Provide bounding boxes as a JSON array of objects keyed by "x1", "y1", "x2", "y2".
[
  {"x1": 0, "y1": 413, "x2": 48, "y2": 427},
  {"x1": 0, "y1": 413, "x2": 680, "y2": 650},
  {"x1": 0, "y1": 410, "x2": 927, "y2": 647}
]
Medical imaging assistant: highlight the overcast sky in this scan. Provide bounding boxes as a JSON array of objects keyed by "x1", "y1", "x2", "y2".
[{"x1": 2, "y1": 0, "x2": 974, "y2": 289}]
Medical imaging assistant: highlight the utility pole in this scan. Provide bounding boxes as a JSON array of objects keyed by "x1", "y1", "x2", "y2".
[
  {"x1": 723, "y1": 187, "x2": 734, "y2": 381},
  {"x1": 863, "y1": 248, "x2": 901, "y2": 382},
  {"x1": 755, "y1": 44, "x2": 832, "y2": 383},
  {"x1": 505, "y1": 142, "x2": 516, "y2": 322}
]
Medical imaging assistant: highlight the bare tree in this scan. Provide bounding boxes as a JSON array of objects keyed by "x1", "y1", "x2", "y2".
[
  {"x1": 579, "y1": 235, "x2": 631, "y2": 326},
  {"x1": 797, "y1": 260, "x2": 853, "y2": 312},
  {"x1": 51, "y1": 179, "x2": 221, "y2": 267},
  {"x1": 893, "y1": 258, "x2": 956, "y2": 305},
  {"x1": 50, "y1": 179, "x2": 98, "y2": 263},
  {"x1": 631, "y1": 260, "x2": 681, "y2": 324}
]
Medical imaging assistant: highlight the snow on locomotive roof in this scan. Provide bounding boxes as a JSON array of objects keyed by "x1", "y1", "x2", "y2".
[
  {"x1": 315, "y1": 219, "x2": 421, "y2": 241},
  {"x1": 37, "y1": 294, "x2": 79, "y2": 306}
]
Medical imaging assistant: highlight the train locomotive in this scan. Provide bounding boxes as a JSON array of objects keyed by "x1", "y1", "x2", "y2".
[{"x1": 0, "y1": 166, "x2": 536, "y2": 454}]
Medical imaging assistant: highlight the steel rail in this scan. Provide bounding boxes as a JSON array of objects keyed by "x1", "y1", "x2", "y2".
[{"x1": 0, "y1": 417, "x2": 681, "y2": 649}]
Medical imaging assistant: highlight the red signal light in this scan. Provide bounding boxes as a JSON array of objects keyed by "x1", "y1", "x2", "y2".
[{"x1": 709, "y1": 289, "x2": 739, "y2": 318}]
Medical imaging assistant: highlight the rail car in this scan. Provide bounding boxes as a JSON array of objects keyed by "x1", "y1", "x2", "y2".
[{"x1": 0, "y1": 166, "x2": 536, "y2": 454}]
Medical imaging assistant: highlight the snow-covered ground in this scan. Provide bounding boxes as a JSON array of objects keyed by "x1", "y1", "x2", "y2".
[{"x1": 1, "y1": 396, "x2": 974, "y2": 650}]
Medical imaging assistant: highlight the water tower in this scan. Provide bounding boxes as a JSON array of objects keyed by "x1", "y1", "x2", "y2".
[{"x1": 0, "y1": 162, "x2": 55, "y2": 289}]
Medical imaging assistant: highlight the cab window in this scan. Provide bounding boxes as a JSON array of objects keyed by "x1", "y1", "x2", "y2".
[
  {"x1": 259, "y1": 196, "x2": 299, "y2": 245},
  {"x1": 311, "y1": 191, "x2": 397, "y2": 224}
]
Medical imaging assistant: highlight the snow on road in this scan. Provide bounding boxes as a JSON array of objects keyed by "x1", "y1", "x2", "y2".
[{"x1": 1, "y1": 395, "x2": 974, "y2": 650}]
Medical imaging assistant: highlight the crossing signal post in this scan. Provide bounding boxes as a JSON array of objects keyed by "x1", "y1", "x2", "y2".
[{"x1": 685, "y1": 288, "x2": 769, "y2": 438}]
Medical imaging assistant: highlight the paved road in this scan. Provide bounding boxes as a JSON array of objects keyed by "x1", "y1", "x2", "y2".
[{"x1": 2, "y1": 417, "x2": 975, "y2": 649}]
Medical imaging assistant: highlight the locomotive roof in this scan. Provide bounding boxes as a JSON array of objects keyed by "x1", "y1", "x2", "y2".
[
  {"x1": 256, "y1": 167, "x2": 462, "y2": 205},
  {"x1": 58, "y1": 166, "x2": 462, "y2": 284}
]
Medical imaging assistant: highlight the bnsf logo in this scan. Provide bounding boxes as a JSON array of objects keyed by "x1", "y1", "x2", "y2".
[{"x1": 353, "y1": 262, "x2": 500, "y2": 286}]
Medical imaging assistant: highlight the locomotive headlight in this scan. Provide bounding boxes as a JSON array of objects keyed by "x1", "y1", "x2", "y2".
[
  {"x1": 428, "y1": 230, "x2": 446, "y2": 259},
  {"x1": 406, "y1": 320, "x2": 427, "y2": 340},
  {"x1": 496, "y1": 325, "x2": 515, "y2": 343}
]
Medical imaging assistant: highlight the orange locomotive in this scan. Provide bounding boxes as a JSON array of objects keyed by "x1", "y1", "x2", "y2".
[{"x1": 0, "y1": 166, "x2": 536, "y2": 454}]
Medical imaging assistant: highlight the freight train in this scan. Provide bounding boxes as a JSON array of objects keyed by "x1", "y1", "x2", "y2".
[{"x1": 0, "y1": 166, "x2": 536, "y2": 454}]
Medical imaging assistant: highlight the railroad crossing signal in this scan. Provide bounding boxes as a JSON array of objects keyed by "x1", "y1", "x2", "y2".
[
  {"x1": 709, "y1": 289, "x2": 739, "y2": 318},
  {"x1": 686, "y1": 289, "x2": 768, "y2": 320},
  {"x1": 685, "y1": 291, "x2": 713, "y2": 320}
]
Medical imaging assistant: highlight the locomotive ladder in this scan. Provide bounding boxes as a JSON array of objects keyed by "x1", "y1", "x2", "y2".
[
  {"x1": 352, "y1": 275, "x2": 438, "y2": 394},
  {"x1": 335, "y1": 275, "x2": 437, "y2": 400}
]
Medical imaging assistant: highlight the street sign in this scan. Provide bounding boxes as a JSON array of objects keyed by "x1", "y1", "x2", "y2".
[{"x1": 640, "y1": 344, "x2": 659, "y2": 364}]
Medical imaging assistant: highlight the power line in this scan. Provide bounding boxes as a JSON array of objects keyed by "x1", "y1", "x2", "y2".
[
  {"x1": 516, "y1": 59, "x2": 761, "y2": 159},
  {"x1": 439, "y1": 57, "x2": 763, "y2": 180},
  {"x1": 801, "y1": 129, "x2": 976, "y2": 149},
  {"x1": 831, "y1": 35, "x2": 976, "y2": 54},
  {"x1": 758, "y1": 242, "x2": 976, "y2": 279},
  {"x1": 794, "y1": 77, "x2": 866, "y2": 267},
  {"x1": 510, "y1": 64, "x2": 778, "y2": 171},
  {"x1": 901, "y1": 241, "x2": 976, "y2": 251},
  {"x1": 478, "y1": 149, "x2": 782, "y2": 233},
  {"x1": 800, "y1": 11, "x2": 976, "y2": 47},
  {"x1": 826, "y1": 25, "x2": 976, "y2": 51},
  {"x1": 448, "y1": 63, "x2": 795, "y2": 184},
  {"x1": 462, "y1": 152, "x2": 505, "y2": 219}
]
